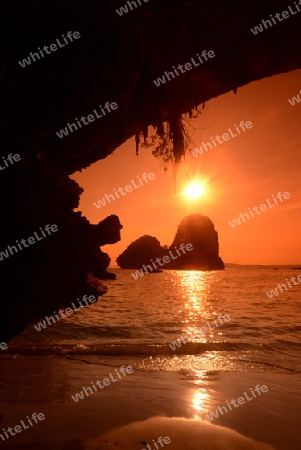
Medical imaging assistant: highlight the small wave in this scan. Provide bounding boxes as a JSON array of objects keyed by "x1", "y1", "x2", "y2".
[{"x1": 3, "y1": 341, "x2": 291, "y2": 356}]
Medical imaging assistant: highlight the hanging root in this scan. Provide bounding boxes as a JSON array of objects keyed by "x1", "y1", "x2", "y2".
[
  {"x1": 168, "y1": 114, "x2": 185, "y2": 194},
  {"x1": 135, "y1": 133, "x2": 140, "y2": 155},
  {"x1": 142, "y1": 126, "x2": 148, "y2": 143}
]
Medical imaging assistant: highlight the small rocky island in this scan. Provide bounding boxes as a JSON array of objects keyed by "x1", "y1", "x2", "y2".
[{"x1": 117, "y1": 214, "x2": 224, "y2": 271}]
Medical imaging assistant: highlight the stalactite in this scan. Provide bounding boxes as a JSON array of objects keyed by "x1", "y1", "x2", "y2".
[
  {"x1": 135, "y1": 133, "x2": 140, "y2": 156},
  {"x1": 169, "y1": 114, "x2": 185, "y2": 194},
  {"x1": 142, "y1": 126, "x2": 148, "y2": 143}
]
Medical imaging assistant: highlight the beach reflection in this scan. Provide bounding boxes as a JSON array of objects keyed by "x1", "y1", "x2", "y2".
[
  {"x1": 190, "y1": 371, "x2": 212, "y2": 419},
  {"x1": 174, "y1": 272, "x2": 222, "y2": 419},
  {"x1": 192, "y1": 388, "x2": 210, "y2": 412}
]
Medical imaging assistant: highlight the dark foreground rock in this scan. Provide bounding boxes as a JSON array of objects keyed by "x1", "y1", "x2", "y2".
[
  {"x1": 1, "y1": 0, "x2": 300, "y2": 341},
  {"x1": 0, "y1": 155, "x2": 122, "y2": 344},
  {"x1": 117, "y1": 236, "x2": 164, "y2": 269}
]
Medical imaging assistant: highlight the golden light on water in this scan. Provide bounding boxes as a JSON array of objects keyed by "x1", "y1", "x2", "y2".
[
  {"x1": 192, "y1": 388, "x2": 210, "y2": 413},
  {"x1": 176, "y1": 271, "x2": 214, "y2": 342},
  {"x1": 191, "y1": 373, "x2": 211, "y2": 419}
]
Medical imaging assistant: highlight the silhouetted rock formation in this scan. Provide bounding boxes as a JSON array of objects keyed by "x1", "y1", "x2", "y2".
[
  {"x1": 0, "y1": 157, "x2": 122, "y2": 343},
  {"x1": 117, "y1": 236, "x2": 164, "y2": 269},
  {"x1": 117, "y1": 214, "x2": 224, "y2": 271},
  {"x1": 170, "y1": 215, "x2": 224, "y2": 270},
  {"x1": 1, "y1": 0, "x2": 300, "y2": 341}
]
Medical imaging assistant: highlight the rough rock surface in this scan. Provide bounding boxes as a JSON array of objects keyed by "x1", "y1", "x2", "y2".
[{"x1": 117, "y1": 214, "x2": 224, "y2": 270}]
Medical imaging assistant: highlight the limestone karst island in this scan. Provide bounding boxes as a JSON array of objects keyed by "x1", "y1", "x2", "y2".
[{"x1": 117, "y1": 214, "x2": 224, "y2": 271}]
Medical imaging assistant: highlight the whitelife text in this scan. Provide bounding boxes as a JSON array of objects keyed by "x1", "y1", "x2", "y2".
[
  {"x1": 190, "y1": 121, "x2": 253, "y2": 157},
  {"x1": 93, "y1": 172, "x2": 156, "y2": 209},
  {"x1": 18, "y1": 31, "x2": 81, "y2": 68},
  {"x1": 228, "y1": 191, "x2": 290, "y2": 228},
  {"x1": 205, "y1": 385, "x2": 269, "y2": 421},
  {"x1": 131, "y1": 243, "x2": 193, "y2": 280},
  {"x1": 0, "y1": 412, "x2": 45, "y2": 444},
  {"x1": 153, "y1": 50, "x2": 215, "y2": 87},
  {"x1": 0, "y1": 224, "x2": 58, "y2": 262},
  {"x1": 71, "y1": 365, "x2": 134, "y2": 402},
  {"x1": 169, "y1": 314, "x2": 231, "y2": 350}
]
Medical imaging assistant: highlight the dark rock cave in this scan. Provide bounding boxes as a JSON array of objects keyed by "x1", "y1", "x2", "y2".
[{"x1": 0, "y1": 0, "x2": 300, "y2": 343}]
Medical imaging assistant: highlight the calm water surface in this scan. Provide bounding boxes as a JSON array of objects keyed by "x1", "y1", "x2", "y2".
[{"x1": 9, "y1": 268, "x2": 301, "y2": 373}]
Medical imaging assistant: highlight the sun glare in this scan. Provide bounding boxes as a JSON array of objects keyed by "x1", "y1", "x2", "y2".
[{"x1": 184, "y1": 182, "x2": 205, "y2": 199}]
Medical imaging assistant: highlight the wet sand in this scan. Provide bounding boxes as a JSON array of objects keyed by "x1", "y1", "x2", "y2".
[{"x1": 0, "y1": 356, "x2": 300, "y2": 449}]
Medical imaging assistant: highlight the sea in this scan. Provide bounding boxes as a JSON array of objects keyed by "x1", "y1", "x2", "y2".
[{"x1": 8, "y1": 267, "x2": 301, "y2": 375}]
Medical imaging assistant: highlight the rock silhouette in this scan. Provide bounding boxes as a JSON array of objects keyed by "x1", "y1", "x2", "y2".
[
  {"x1": 117, "y1": 214, "x2": 224, "y2": 271},
  {"x1": 170, "y1": 215, "x2": 224, "y2": 270},
  {"x1": 117, "y1": 236, "x2": 164, "y2": 269}
]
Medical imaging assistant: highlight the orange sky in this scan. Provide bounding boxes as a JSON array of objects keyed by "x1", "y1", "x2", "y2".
[{"x1": 71, "y1": 69, "x2": 301, "y2": 266}]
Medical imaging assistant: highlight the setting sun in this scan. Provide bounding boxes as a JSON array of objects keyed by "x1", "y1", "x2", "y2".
[{"x1": 184, "y1": 182, "x2": 205, "y2": 199}]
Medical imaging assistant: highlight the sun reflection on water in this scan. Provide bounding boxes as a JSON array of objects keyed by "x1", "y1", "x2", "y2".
[
  {"x1": 173, "y1": 272, "x2": 225, "y2": 419},
  {"x1": 175, "y1": 271, "x2": 221, "y2": 343},
  {"x1": 190, "y1": 372, "x2": 212, "y2": 419}
]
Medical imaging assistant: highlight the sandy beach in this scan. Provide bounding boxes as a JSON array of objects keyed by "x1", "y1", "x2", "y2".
[{"x1": 0, "y1": 356, "x2": 300, "y2": 449}]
